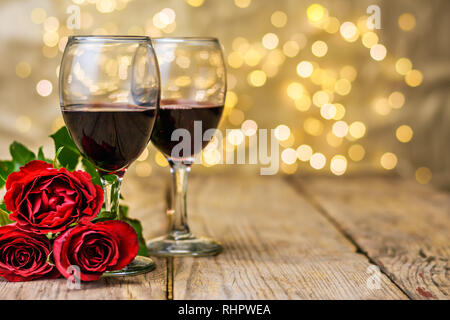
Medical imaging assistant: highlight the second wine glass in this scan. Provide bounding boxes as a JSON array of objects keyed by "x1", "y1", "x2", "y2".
[{"x1": 147, "y1": 37, "x2": 227, "y2": 257}]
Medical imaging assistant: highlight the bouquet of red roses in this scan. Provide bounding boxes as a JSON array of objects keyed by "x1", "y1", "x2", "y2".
[{"x1": 0, "y1": 128, "x2": 144, "y2": 282}]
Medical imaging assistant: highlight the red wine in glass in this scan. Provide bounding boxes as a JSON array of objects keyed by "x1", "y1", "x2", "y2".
[
  {"x1": 62, "y1": 103, "x2": 156, "y2": 172},
  {"x1": 150, "y1": 99, "x2": 224, "y2": 160}
]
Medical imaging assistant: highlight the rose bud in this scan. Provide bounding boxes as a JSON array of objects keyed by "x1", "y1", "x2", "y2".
[
  {"x1": 53, "y1": 221, "x2": 139, "y2": 281},
  {"x1": 4, "y1": 160, "x2": 103, "y2": 234},
  {"x1": 0, "y1": 225, "x2": 59, "y2": 282}
]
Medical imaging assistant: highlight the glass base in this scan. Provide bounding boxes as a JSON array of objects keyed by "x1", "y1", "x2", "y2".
[
  {"x1": 103, "y1": 256, "x2": 156, "y2": 277},
  {"x1": 147, "y1": 235, "x2": 223, "y2": 257}
]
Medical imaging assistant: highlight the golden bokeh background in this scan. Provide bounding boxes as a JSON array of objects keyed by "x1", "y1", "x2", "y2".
[{"x1": 0, "y1": 0, "x2": 449, "y2": 189}]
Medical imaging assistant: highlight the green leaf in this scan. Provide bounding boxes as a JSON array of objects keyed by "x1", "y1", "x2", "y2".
[
  {"x1": 91, "y1": 209, "x2": 116, "y2": 223},
  {"x1": 0, "y1": 202, "x2": 13, "y2": 226},
  {"x1": 37, "y1": 146, "x2": 52, "y2": 163},
  {"x1": 9, "y1": 141, "x2": 35, "y2": 168},
  {"x1": 0, "y1": 161, "x2": 14, "y2": 188},
  {"x1": 53, "y1": 146, "x2": 64, "y2": 168},
  {"x1": 119, "y1": 205, "x2": 148, "y2": 257},
  {"x1": 81, "y1": 158, "x2": 102, "y2": 186},
  {"x1": 50, "y1": 127, "x2": 80, "y2": 170}
]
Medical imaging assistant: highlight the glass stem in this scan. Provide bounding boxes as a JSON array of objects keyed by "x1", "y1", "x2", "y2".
[
  {"x1": 99, "y1": 171, "x2": 124, "y2": 220},
  {"x1": 168, "y1": 161, "x2": 192, "y2": 240}
]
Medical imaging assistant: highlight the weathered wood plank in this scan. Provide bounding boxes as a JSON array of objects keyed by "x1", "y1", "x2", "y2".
[
  {"x1": 0, "y1": 258, "x2": 167, "y2": 300},
  {"x1": 0, "y1": 171, "x2": 169, "y2": 300},
  {"x1": 293, "y1": 176, "x2": 450, "y2": 300},
  {"x1": 173, "y1": 175, "x2": 407, "y2": 299}
]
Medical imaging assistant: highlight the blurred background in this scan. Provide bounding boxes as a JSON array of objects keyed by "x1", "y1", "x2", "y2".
[{"x1": 0, "y1": 0, "x2": 449, "y2": 190}]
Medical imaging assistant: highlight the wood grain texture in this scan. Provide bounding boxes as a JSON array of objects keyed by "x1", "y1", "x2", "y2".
[
  {"x1": 0, "y1": 258, "x2": 167, "y2": 299},
  {"x1": 173, "y1": 175, "x2": 407, "y2": 300},
  {"x1": 293, "y1": 176, "x2": 450, "y2": 300}
]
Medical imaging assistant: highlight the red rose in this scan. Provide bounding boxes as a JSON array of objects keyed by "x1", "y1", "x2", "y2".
[
  {"x1": 0, "y1": 225, "x2": 59, "y2": 281},
  {"x1": 4, "y1": 160, "x2": 103, "y2": 234},
  {"x1": 53, "y1": 221, "x2": 138, "y2": 281}
]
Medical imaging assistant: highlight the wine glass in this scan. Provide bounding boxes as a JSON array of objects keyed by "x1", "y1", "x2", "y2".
[
  {"x1": 59, "y1": 36, "x2": 160, "y2": 276},
  {"x1": 147, "y1": 37, "x2": 226, "y2": 256}
]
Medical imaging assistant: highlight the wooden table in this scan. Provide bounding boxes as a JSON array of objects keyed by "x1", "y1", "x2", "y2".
[{"x1": 1, "y1": 173, "x2": 448, "y2": 300}]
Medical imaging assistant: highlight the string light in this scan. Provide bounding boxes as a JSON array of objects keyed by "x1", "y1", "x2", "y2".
[
  {"x1": 405, "y1": 69, "x2": 423, "y2": 87},
  {"x1": 281, "y1": 148, "x2": 297, "y2": 165},
  {"x1": 380, "y1": 152, "x2": 397, "y2": 170},
  {"x1": 304, "y1": 117, "x2": 324, "y2": 136},
  {"x1": 262, "y1": 33, "x2": 279, "y2": 50},
  {"x1": 311, "y1": 40, "x2": 328, "y2": 57},
  {"x1": 333, "y1": 103, "x2": 346, "y2": 120},
  {"x1": 241, "y1": 119, "x2": 258, "y2": 136},
  {"x1": 287, "y1": 82, "x2": 303, "y2": 100},
  {"x1": 247, "y1": 70, "x2": 267, "y2": 87},
  {"x1": 228, "y1": 129, "x2": 245, "y2": 145},
  {"x1": 274, "y1": 125, "x2": 291, "y2": 141},
  {"x1": 283, "y1": 40, "x2": 300, "y2": 57},
  {"x1": 398, "y1": 13, "x2": 416, "y2": 31},
  {"x1": 16, "y1": 62, "x2": 31, "y2": 78},
  {"x1": 334, "y1": 79, "x2": 351, "y2": 95},
  {"x1": 348, "y1": 121, "x2": 366, "y2": 139},
  {"x1": 155, "y1": 152, "x2": 168, "y2": 167},
  {"x1": 30, "y1": 8, "x2": 46, "y2": 24},
  {"x1": 415, "y1": 167, "x2": 432, "y2": 184},
  {"x1": 234, "y1": 0, "x2": 251, "y2": 9},
  {"x1": 22, "y1": 4, "x2": 425, "y2": 180},
  {"x1": 348, "y1": 144, "x2": 365, "y2": 161},
  {"x1": 395, "y1": 58, "x2": 412, "y2": 75},
  {"x1": 297, "y1": 145, "x2": 313, "y2": 161},
  {"x1": 186, "y1": 0, "x2": 204, "y2": 7},
  {"x1": 295, "y1": 96, "x2": 311, "y2": 112},
  {"x1": 307, "y1": 4, "x2": 325, "y2": 22},
  {"x1": 135, "y1": 162, "x2": 152, "y2": 177},
  {"x1": 332, "y1": 121, "x2": 348, "y2": 138},
  {"x1": 271, "y1": 11, "x2": 287, "y2": 28},
  {"x1": 340, "y1": 22, "x2": 358, "y2": 42},
  {"x1": 225, "y1": 91, "x2": 238, "y2": 108},
  {"x1": 370, "y1": 44, "x2": 387, "y2": 61},
  {"x1": 310, "y1": 153, "x2": 326, "y2": 170},
  {"x1": 388, "y1": 91, "x2": 405, "y2": 109},
  {"x1": 395, "y1": 125, "x2": 413, "y2": 143},
  {"x1": 36, "y1": 80, "x2": 52, "y2": 97},
  {"x1": 320, "y1": 103, "x2": 336, "y2": 120},
  {"x1": 330, "y1": 155, "x2": 347, "y2": 175},
  {"x1": 297, "y1": 61, "x2": 314, "y2": 78},
  {"x1": 361, "y1": 31, "x2": 378, "y2": 48}
]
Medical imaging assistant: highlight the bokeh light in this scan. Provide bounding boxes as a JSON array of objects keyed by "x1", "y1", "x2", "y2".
[
  {"x1": 310, "y1": 153, "x2": 326, "y2": 170},
  {"x1": 297, "y1": 144, "x2": 313, "y2": 161},
  {"x1": 398, "y1": 13, "x2": 416, "y2": 31},
  {"x1": 311, "y1": 40, "x2": 328, "y2": 57},
  {"x1": 330, "y1": 155, "x2": 347, "y2": 175},
  {"x1": 415, "y1": 167, "x2": 432, "y2": 184},
  {"x1": 36, "y1": 80, "x2": 52, "y2": 97},
  {"x1": 340, "y1": 22, "x2": 358, "y2": 42},
  {"x1": 348, "y1": 144, "x2": 365, "y2": 161},
  {"x1": 275, "y1": 124, "x2": 291, "y2": 141},
  {"x1": 271, "y1": 11, "x2": 288, "y2": 28},
  {"x1": 405, "y1": 69, "x2": 423, "y2": 87},
  {"x1": 370, "y1": 44, "x2": 387, "y2": 61},
  {"x1": 16, "y1": 62, "x2": 31, "y2": 79},
  {"x1": 248, "y1": 70, "x2": 267, "y2": 87},
  {"x1": 395, "y1": 58, "x2": 412, "y2": 75},
  {"x1": 396, "y1": 125, "x2": 413, "y2": 143},
  {"x1": 380, "y1": 152, "x2": 398, "y2": 170},
  {"x1": 307, "y1": 4, "x2": 325, "y2": 22}
]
